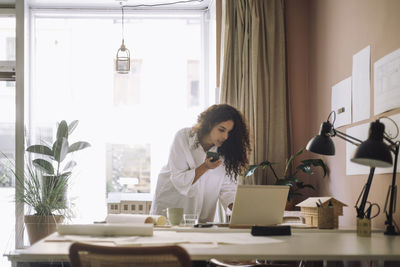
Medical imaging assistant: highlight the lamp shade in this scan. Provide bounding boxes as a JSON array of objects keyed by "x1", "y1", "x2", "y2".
[
  {"x1": 351, "y1": 120, "x2": 393, "y2": 168},
  {"x1": 306, "y1": 121, "x2": 335, "y2": 155}
]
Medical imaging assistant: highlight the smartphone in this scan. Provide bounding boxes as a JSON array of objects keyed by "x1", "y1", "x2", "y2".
[{"x1": 206, "y1": 151, "x2": 220, "y2": 162}]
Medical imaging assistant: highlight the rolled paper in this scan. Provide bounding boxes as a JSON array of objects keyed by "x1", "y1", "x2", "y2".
[{"x1": 105, "y1": 214, "x2": 167, "y2": 226}]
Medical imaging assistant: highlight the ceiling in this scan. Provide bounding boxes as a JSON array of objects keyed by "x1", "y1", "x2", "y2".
[{"x1": 0, "y1": 0, "x2": 211, "y2": 10}]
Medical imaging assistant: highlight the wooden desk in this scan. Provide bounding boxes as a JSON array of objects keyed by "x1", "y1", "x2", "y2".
[{"x1": 6, "y1": 228, "x2": 400, "y2": 267}]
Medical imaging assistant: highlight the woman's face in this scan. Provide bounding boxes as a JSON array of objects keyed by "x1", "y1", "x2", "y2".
[{"x1": 207, "y1": 120, "x2": 234, "y2": 147}]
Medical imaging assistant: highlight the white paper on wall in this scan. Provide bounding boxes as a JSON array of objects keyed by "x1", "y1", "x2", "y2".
[
  {"x1": 346, "y1": 123, "x2": 370, "y2": 175},
  {"x1": 352, "y1": 46, "x2": 370, "y2": 122},
  {"x1": 346, "y1": 113, "x2": 400, "y2": 175},
  {"x1": 374, "y1": 48, "x2": 400, "y2": 115},
  {"x1": 331, "y1": 77, "x2": 352, "y2": 128}
]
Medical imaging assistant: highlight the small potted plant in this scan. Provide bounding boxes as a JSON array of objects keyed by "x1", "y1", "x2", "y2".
[
  {"x1": 245, "y1": 147, "x2": 328, "y2": 209},
  {"x1": 12, "y1": 120, "x2": 90, "y2": 244}
]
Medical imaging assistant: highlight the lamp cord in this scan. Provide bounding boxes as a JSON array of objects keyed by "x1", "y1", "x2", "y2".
[
  {"x1": 327, "y1": 110, "x2": 336, "y2": 126},
  {"x1": 122, "y1": 6, "x2": 125, "y2": 43},
  {"x1": 379, "y1": 116, "x2": 399, "y2": 140}
]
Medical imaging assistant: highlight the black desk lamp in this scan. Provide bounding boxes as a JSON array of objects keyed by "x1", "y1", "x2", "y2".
[{"x1": 307, "y1": 111, "x2": 399, "y2": 235}]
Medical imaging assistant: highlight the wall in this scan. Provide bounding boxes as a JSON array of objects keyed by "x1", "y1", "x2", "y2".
[{"x1": 286, "y1": 0, "x2": 400, "y2": 229}]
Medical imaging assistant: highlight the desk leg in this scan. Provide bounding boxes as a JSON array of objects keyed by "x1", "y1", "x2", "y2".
[{"x1": 323, "y1": 260, "x2": 327, "y2": 267}]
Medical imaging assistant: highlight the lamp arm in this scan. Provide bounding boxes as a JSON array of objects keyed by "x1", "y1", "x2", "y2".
[
  {"x1": 383, "y1": 136, "x2": 400, "y2": 152},
  {"x1": 333, "y1": 129, "x2": 363, "y2": 147},
  {"x1": 355, "y1": 167, "x2": 375, "y2": 219},
  {"x1": 385, "y1": 144, "x2": 399, "y2": 235}
]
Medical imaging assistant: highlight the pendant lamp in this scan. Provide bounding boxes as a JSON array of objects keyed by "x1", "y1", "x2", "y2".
[{"x1": 116, "y1": 6, "x2": 130, "y2": 74}]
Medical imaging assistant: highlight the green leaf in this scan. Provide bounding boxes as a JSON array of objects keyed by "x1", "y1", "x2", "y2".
[
  {"x1": 300, "y1": 159, "x2": 328, "y2": 176},
  {"x1": 53, "y1": 137, "x2": 69, "y2": 163},
  {"x1": 56, "y1": 120, "x2": 69, "y2": 141},
  {"x1": 58, "y1": 172, "x2": 72, "y2": 180},
  {"x1": 26, "y1": 145, "x2": 53, "y2": 157},
  {"x1": 32, "y1": 159, "x2": 54, "y2": 174},
  {"x1": 68, "y1": 141, "x2": 91, "y2": 153},
  {"x1": 245, "y1": 161, "x2": 272, "y2": 177},
  {"x1": 285, "y1": 147, "x2": 305, "y2": 176},
  {"x1": 295, "y1": 181, "x2": 315, "y2": 191},
  {"x1": 275, "y1": 179, "x2": 293, "y2": 186},
  {"x1": 302, "y1": 184, "x2": 316, "y2": 190},
  {"x1": 63, "y1": 160, "x2": 77, "y2": 172},
  {"x1": 68, "y1": 120, "x2": 79, "y2": 135},
  {"x1": 296, "y1": 164, "x2": 313, "y2": 174},
  {"x1": 259, "y1": 161, "x2": 273, "y2": 168},
  {"x1": 296, "y1": 181, "x2": 305, "y2": 188},
  {"x1": 285, "y1": 176, "x2": 299, "y2": 183},
  {"x1": 246, "y1": 165, "x2": 259, "y2": 177},
  {"x1": 42, "y1": 174, "x2": 69, "y2": 210}
]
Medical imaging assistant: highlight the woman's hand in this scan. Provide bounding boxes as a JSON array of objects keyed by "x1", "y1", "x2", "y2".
[
  {"x1": 192, "y1": 157, "x2": 222, "y2": 184},
  {"x1": 204, "y1": 157, "x2": 222, "y2": 169}
]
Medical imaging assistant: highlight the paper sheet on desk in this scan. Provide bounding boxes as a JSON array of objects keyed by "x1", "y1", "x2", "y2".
[
  {"x1": 46, "y1": 233, "x2": 131, "y2": 243},
  {"x1": 114, "y1": 231, "x2": 283, "y2": 247},
  {"x1": 57, "y1": 223, "x2": 153, "y2": 236}
]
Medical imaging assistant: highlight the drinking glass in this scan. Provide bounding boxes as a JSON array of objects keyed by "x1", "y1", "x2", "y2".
[{"x1": 183, "y1": 214, "x2": 199, "y2": 226}]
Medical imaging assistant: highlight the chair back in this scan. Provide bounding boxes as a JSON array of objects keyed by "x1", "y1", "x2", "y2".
[{"x1": 69, "y1": 242, "x2": 192, "y2": 267}]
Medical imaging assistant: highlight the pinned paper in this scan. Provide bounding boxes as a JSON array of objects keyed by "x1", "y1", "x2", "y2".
[
  {"x1": 332, "y1": 77, "x2": 352, "y2": 127},
  {"x1": 374, "y1": 48, "x2": 400, "y2": 115},
  {"x1": 352, "y1": 46, "x2": 371, "y2": 122}
]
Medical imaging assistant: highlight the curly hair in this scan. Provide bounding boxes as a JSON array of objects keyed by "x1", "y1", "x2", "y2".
[{"x1": 191, "y1": 104, "x2": 251, "y2": 180}]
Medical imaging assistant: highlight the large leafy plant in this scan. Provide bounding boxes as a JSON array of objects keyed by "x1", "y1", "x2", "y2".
[
  {"x1": 23, "y1": 120, "x2": 90, "y2": 213},
  {"x1": 246, "y1": 147, "x2": 328, "y2": 201},
  {"x1": 12, "y1": 161, "x2": 69, "y2": 216}
]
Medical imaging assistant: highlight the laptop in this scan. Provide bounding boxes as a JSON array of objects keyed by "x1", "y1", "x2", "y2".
[{"x1": 229, "y1": 185, "x2": 289, "y2": 228}]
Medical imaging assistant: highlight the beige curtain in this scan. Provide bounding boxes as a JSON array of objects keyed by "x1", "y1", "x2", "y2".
[{"x1": 220, "y1": 0, "x2": 291, "y2": 185}]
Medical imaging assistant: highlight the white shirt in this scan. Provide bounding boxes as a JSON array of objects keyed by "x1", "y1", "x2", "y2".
[{"x1": 150, "y1": 127, "x2": 237, "y2": 223}]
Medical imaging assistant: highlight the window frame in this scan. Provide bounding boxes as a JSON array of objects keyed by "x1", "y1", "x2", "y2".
[{"x1": 14, "y1": 5, "x2": 215, "y2": 247}]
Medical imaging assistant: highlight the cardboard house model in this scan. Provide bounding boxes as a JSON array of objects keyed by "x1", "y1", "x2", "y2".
[
  {"x1": 108, "y1": 200, "x2": 152, "y2": 215},
  {"x1": 107, "y1": 192, "x2": 152, "y2": 215},
  {"x1": 296, "y1": 197, "x2": 347, "y2": 228}
]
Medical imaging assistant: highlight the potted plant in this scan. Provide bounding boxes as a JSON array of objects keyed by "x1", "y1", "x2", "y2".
[
  {"x1": 13, "y1": 120, "x2": 90, "y2": 244},
  {"x1": 245, "y1": 147, "x2": 328, "y2": 209}
]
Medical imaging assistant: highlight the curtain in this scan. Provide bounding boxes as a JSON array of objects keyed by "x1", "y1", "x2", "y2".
[{"x1": 220, "y1": 0, "x2": 291, "y2": 185}]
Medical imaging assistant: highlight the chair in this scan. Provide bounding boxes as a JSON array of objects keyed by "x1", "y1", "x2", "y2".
[{"x1": 69, "y1": 242, "x2": 192, "y2": 267}]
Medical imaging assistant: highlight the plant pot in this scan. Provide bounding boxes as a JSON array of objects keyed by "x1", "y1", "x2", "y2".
[{"x1": 24, "y1": 215, "x2": 63, "y2": 245}]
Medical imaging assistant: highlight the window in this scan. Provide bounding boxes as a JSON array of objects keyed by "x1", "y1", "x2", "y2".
[
  {"x1": 31, "y1": 10, "x2": 214, "y2": 221},
  {"x1": 107, "y1": 143, "x2": 150, "y2": 193},
  {"x1": 0, "y1": 15, "x2": 15, "y2": 267}
]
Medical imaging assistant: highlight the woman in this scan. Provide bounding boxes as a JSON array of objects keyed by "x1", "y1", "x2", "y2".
[{"x1": 150, "y1": 104, "x2": 251, "y2": 223}]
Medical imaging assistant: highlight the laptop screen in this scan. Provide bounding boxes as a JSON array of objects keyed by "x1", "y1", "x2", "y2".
[{"x1": 229, "y1": 185, "x2": 289, "y2": 227}]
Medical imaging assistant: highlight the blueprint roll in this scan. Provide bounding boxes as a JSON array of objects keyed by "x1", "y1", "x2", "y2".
[{"x1": 105, "y1": 214, "x2": 167, "y2": 226}]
